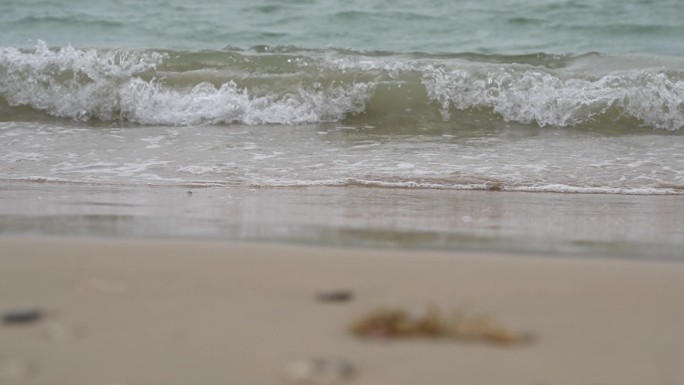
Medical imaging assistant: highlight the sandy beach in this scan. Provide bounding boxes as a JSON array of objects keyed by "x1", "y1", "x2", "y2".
[
  {"x1": 2, "y1": 0, "x2": 684, "y2": 384},
  {"x1": 2, "y1": 236, "x2": 684, "y2": 385}
]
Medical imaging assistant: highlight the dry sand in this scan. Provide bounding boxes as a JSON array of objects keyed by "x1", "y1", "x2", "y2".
[{"x1": 2, "y1": 237, "x2": 684, "y2": 385}]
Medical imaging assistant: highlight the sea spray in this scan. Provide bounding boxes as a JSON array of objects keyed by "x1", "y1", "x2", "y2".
[
  {"x1": 1, "y1": 42, "x2": 683, "y2": 130},
  {"x1": 421, "y1": 63, "x2": 684, "y2": 130}
]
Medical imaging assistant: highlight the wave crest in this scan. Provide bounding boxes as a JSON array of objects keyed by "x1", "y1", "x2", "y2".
[
  {"x1": 119, "y1": 79, "x2": 371, "y2": 125},
  {"x1": 1, "y1": 42, "x2": 683, "y2": 130},
  {"x1": 422, "y1": 64, "x2": 684, "y2": 130},
  {"x1": 0, "y1": 41, "x2": 165, "y2": 121}
]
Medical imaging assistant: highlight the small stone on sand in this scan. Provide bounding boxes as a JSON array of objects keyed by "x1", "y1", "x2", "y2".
[
  {"x1": 316, "y1": 290, "x2": 353, "y2": 303},
  {"x1": 2, "y1": 308, "x2": 43, "y2": 325}
]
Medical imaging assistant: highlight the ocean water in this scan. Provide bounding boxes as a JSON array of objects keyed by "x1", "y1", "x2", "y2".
[{"x1": 1, "y1": 0, "x2": 683, "y2": 195}]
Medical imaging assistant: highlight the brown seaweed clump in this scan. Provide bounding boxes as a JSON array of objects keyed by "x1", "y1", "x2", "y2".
[{"x1": 349, "y1": 306, "x2": 530, "y2": 346}]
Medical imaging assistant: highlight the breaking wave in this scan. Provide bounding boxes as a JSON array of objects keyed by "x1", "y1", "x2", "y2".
[{"x1": 1, "y1": 41, "x2": 683, "y2": 130}]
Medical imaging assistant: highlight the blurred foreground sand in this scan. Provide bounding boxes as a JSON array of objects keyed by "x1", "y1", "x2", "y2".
[{"x1": 2, "y1": 237, "x2": 684, "y2": 385}]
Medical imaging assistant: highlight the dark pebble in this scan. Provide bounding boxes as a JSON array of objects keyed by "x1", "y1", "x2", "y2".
[
  {"x1": 316, "y1": 290, "x2": 353, "y2": 303},
  {"x1": 2, "y1": 309, "x2": 43, "y2": 325}
]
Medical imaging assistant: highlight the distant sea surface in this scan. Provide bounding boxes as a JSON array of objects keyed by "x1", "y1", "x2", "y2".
[{"x1": 1, "y1": 0, "x2": 683, "y2": 194}]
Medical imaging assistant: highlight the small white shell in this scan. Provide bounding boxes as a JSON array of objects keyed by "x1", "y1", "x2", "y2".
[
  {"x1": 285, "y1": 358, "x2": 355, "y2": 384},
  {"x1": 0, "y1": 358, "x2": 36, "y2": 380}
]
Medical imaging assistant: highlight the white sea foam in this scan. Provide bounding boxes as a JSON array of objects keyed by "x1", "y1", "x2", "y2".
[
  {"x1": 0, "y1": 42, "x2": 373, "y2": 125},
  {"x1": 50, "y1": 160, "x2": 172, "y2": 179},
  {"x1": 1, "y1": 42, "x2": 683, "y2": 130},
  {"x1": 421, "y1": 64, "x2": 684, "y2": 130},
  {"x1": 118, "y1": 79, "x2": 372, "y2": 125},
  {"x1": 3, "y1": 171, "x2": 681, "y2": 195},
  {"x1": 1, "y1": 151, "x2": 45, "y2": 162},
  {"x1": 0, "y1": 41, "x2": 165, "y2": 121},
  {"x1": 236, "y1": 178, "x2": 681, "y2": 195}
]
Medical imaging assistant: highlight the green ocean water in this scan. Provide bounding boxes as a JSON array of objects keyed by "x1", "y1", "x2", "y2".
[{"x1": 1, "y1": 0, "x2": 683, "y2": 55}]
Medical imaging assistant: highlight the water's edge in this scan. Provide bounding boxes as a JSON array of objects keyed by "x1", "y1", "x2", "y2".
[{"x1": 1, "y1": 182, "x2": 681, "y2": 260}]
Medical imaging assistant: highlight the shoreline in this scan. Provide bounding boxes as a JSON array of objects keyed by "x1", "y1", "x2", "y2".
[
  {"x1": 2, "y1": 182, "x2": 683, "y2": 260},
  {"x1": 2, "y1": 236, "x2": 684, "y2": 385}
]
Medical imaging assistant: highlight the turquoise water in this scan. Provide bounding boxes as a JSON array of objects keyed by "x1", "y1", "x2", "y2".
[
  {"x1": 1, "y1": 0, "x2": 683, "y2": 55},
  {"x1": 0, "y1": 0, "x2": 683, "y2": 195}
]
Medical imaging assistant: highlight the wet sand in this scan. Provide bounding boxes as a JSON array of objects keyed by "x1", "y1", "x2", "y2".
[
  {"x1": 1, "y1": 182, "x2": 683, "y2": 258},
  {"x1": 2, "y1": 237, "x2": 684, "y2": 385}
]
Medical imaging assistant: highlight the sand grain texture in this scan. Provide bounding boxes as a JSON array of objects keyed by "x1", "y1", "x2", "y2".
[{"x1": 1, "y1": 237, "x2": 684, "y2": 385}]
